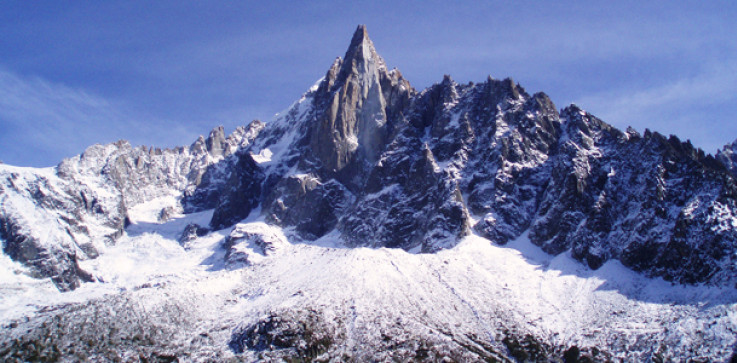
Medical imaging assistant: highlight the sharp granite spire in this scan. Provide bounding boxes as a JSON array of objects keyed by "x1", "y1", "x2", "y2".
[
  {"x1": 308, "y1": 25, "x2": 413, "y2": 189},
  {"x1": 338, "y1": 24, "x2": 388, "y2": 81}
]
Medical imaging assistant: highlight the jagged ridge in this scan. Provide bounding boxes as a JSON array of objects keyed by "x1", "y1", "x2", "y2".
[{"x1": 207, "y1": 25, "x2": 737, "y2": 285}]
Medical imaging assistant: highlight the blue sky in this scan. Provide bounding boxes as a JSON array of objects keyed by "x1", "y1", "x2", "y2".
[{"x1": 1, "y1": 1, "x2": 736, "y2": 167}]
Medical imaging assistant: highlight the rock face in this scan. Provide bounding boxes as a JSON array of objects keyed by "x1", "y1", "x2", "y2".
[
  {"x1": 0, "y1": 166, "x2": 124, "y2": 291},
  {"x1": 1, "y1": 24, "x2": 737, "y2": 289},
  {"x1": 306, "y1": 25, "x2": 413, "y2": 189},
  {"x1": 529, "y1": 107, "x2": 737, "y2": 283},
  {"x1": 263, "y1": 174, "x2": 354, "y2": 240},
  {"x1": 210, "y1": 152, "x2": 264, "y2": 230},
  {"x1": 178, "y1": 223, "x2": 209, "y2": 247},
  {"x1": 717, "y1": 139, "x2": 737, "y2": 177},
  {"x1": 222, "y1": 223, "x2": 288, "y2": 268}
]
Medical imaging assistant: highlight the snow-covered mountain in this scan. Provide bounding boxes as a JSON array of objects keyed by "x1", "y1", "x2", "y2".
[
  {"x1": 2, "y1": 25, "x2": 737, "y2": 361},
  {"x1": 0, "y1": 122, "x2": 262, "y2": 291}
]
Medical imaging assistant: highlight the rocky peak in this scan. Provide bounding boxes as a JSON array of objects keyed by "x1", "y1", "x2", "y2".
[
  {"x1": 307, "y1": 25, "x2": 413, "y2": 189},
  {"x1": 337, "y1": 24, "x2": 387, "y2": 84},
  {"x1": 206, "y1": 126, "x2": 227, "y2": 158},
  {"x1": 481, "y1": 76, "x2": 526, "y2": 109},
  {"x1": 717, "y1": 139, "x2": 737, "y2": 177},
  {"x1": 317, "y1": 25, "x2": 390, "y2": 97},
  {"x1": 561, "y1": 104, "x2": 623, "y2": 141},
  {"x1": 190, "y1": 135, "x2": 207, "y2": 155},
  {"x1": 438, "y1": 75, "x2": 459, "y2": 103}
]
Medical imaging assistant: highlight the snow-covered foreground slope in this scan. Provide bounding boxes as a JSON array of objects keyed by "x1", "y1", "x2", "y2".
[{"x1": 2, "y1": 199, "x2": 735, "y2": 361}]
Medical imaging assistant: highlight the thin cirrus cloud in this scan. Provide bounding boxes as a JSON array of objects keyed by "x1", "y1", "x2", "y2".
[
  {"x1": 0, "y1": 67, "x2": 190, "y2": 167},
  {"x1": 575, "y1": 61, "x2": 737, "y2": 151}
]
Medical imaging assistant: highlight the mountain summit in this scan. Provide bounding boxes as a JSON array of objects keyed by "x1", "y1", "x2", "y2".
[{"x1": 308, "y1": 25, "x2": 413, "y2": 187}]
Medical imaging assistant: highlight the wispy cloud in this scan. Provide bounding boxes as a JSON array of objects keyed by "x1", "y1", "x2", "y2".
[
  {"x1": 0, "y1": 67, "x2": 191, "y2": 167},
  {"x1": 574, "y1": 61, "x2": 737, "y2": 152}
]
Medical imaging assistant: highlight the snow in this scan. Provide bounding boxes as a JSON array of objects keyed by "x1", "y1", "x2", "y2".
[
  {"x1": 0, "y1": 166, "x2": 76, "y2": 250},
  {"x1": 126, "y1": 195, "x2": 182, "y2": 224},
  {"x1": 250, "y1": 148, "x2": 273, "y2": 164},
  {"x1": 447, "y1": 109, "x2": 462, "y2": 129},
  {"x1": 252, "y1": 82, "x2": 317, "y2": 170},
  {"x1": 3, "y1": 153, "x2": 737, "y2": 360},
  {"x1": 0, "y1": 196, "x2": 220, "y2": 321},
  {"x1": 0, "y1": 163, "x2": 57, "y2": 176},
  {"x1": 2, "y1": 195, "x2": 736, "y2": 359}
]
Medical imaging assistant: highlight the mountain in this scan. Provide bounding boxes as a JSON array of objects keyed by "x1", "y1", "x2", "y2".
[
  {"x1": 1, "y1": 25, "x2": 737, "y2": 361},
  {"x1": 202, "y1": 25, "x2": 737, "y2": 285}
]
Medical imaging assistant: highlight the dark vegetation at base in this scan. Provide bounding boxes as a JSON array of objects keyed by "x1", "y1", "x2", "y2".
[
  {"x1": 229, "y1": 309, "x2": 337, "y2": 362},
  {"x1": 0, "y1": 295, "x2": 205, "y2": 363},
  {"x1": 227, "y1": 309, "x2": 620, "y2": 362}
]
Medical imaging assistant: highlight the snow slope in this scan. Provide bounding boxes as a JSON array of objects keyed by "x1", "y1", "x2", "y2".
[{"x1": 2, "y1": 198, "x2": 735, "y2": 361}]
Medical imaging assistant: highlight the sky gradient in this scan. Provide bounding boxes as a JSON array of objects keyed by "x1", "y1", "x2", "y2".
[{"x1": 2, "y1": 1, "x2": 736, "y2": 167}]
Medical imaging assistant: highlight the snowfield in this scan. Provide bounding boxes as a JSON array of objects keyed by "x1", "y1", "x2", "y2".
[{"x1": 2, "y1": 198, "x2": 736, "y2": 361}]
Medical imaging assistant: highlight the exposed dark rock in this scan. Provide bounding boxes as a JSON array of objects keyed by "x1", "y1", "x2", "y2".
[
  {"x1": 157, "y1": 206, "x2": 176, "y2": 223},
  {"x1": 0, "y1": 215, "x2": 92, "y2": 291},
  {"x1": 183, "y1": 120, "x2": 265, "y2": 212},
  {"x1": 717, "y1": 139, "x2": 737, "y2": 177},
  {"x1": 529, "y1": 106, "x2": 737, "y2": 283},
  {"x1": 229, "y1": 310, "x2": 335, "y2": 360},
  {"x1": 563, "y1": 346, "x2": 580, "y2": 363},
  {"x1": 501, "y1": 330, "x2": 551, "y2": 362},
  {"x1": 222, "y1": 223, "x2": 287, "y2": 268},
  {"x1": 178, "y1": 223, "x2": 209, "y2": 246},
  {"x1": 263, "y1": 175, "x2": 354, "y2": 240},
  {"x1": 210, "y1": 152, "x2": 264, "y2": 230}
]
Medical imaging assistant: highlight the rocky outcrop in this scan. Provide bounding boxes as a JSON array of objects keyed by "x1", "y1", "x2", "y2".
[
  {"x1": 306, "y1": 25, "x2": 413, "y2": 190},
  {"x1": 178, "y1": 223, "x2": 209, "y2": 247},
  {"x1": 223, "y1": 223, "x2": 288, "y2": 268},
  {"x1": 210, "y1": 152, "x2": 264, "y2": 230},
  {"x1": 183, "y1": 120, "x2": 265, "y2": 212},
  {"x1": 530, "y1": 108, "x2": 737, "y2": 283},
  {"x1": 717, "y1": 139, "x2": 737, "y2": 177},
  {"x1": 0, "y1": 165, "x2": 125, "y2": 291},
  {"x1": 263, "y1": 174, "x2": 354, "y2": 240}
]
